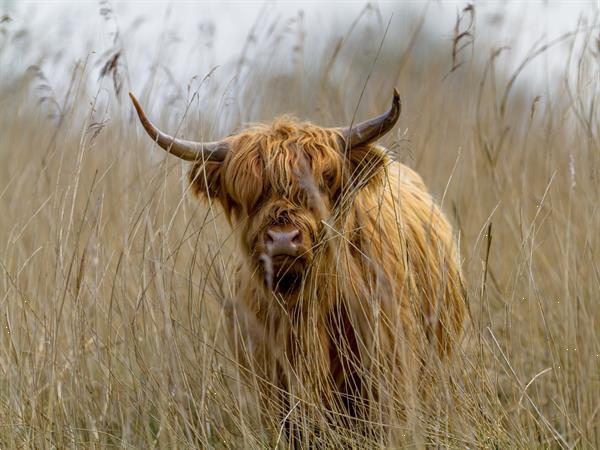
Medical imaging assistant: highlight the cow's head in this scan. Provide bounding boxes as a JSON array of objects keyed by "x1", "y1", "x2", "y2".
[{"x1": 130, "y1": 91, "x2": 400, "y2": 294}]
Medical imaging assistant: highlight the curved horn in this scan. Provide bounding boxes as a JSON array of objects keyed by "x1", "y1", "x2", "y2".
[
  {"x1": 129, "y1": 93, "x2": 229, "y2": 162},
  {"x1": 337, "y1": 89, "x2": 401, "y2": 149}
]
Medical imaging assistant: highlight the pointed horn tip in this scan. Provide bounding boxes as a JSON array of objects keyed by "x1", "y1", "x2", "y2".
[
  {"x1": 128, "y1": 92, "x2": 152, "y2": 127},
  {"x1": 392, "y1": 88, "x2": 400, "y2": 106},
  {"x1": 128, "y1": 92, "x2": 142, "y2": 112},
  {"x1": 391, "y1": 88, "x2": 401, "y2": 118}
]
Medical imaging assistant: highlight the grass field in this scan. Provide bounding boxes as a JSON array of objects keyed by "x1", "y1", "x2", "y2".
[{"x1": 0, "y1": 4, "x2": 598, "y2": 448}]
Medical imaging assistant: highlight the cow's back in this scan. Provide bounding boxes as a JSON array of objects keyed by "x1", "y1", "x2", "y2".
[{"x1": 350, "y1": 157, "x2": 465, "y2": 355}]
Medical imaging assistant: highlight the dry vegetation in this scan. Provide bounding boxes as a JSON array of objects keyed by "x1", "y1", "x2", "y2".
[{"x1": 0, "y1": 4, "x2": 599, "y2": 448}]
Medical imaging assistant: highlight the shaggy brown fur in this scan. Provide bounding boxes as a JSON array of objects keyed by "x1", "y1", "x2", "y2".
[{"x1": 188, "y1": 117, "x2": 465, "y2": 439}]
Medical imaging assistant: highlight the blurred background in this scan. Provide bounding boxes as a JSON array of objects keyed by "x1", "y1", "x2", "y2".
[
  {"x1": 1, "y1": 1, "x2": 597, "y2": 87},
  {"x1": 0, "y1": 1, "x2": 598, "y2": 448},
  {"x1": 1, "y1": 1, "x2": 597, "y2": 124}
]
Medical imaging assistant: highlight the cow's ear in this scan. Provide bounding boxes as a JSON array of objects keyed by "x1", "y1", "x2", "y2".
[
  {"x1": 188, "y1": 161, "x2": 223, "y2": 199},
  {"x1": 346, "y1": 143, "x2": 388, "y2": 188}
]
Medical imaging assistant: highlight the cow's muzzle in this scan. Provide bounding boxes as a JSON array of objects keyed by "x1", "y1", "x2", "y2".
[
  {"x1": 265, "y1": 227, "x2": 302, "y2": 257},
  {"x1": 260, "y1": 224, "x2": 307, "y2": 292}
]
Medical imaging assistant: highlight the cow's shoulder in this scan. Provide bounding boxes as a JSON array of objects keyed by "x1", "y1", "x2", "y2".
[
  {"x1": 396, "y1": 164, "x2": 427, "y2": 192},
  {"x1": 371, "y1": 145, "x2": 425, "y2": 189}
]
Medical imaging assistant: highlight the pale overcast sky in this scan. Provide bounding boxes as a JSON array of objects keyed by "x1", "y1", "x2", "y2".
[{"x1": 1, "y1": 1, "x2": 598, "y2": 92}]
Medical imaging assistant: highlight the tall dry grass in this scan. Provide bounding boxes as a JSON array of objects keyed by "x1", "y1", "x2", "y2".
[{"x1": 0, "y1": 4, "x2": 598, "y2": 448}]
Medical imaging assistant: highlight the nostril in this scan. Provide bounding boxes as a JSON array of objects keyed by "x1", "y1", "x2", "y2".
[
  {"x1": 290, "y1": 230, "x2": 301, "y2": 245},
  {"x1": 265, "y1": 230, "x2": 275, "y2": 245}
]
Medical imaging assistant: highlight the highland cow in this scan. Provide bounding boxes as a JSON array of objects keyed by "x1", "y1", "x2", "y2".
[{"x1": 130, "y1": 90, "x2": 465, "y2": 441}]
